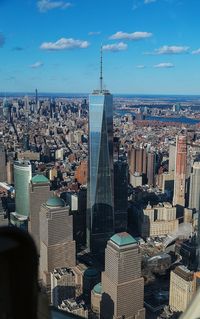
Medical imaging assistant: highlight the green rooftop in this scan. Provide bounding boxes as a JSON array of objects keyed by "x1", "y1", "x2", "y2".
[
  {"x1": 110, "y1": 232, "x2": 137, "y2": 247},
  {"x1": 46, "y1": 196, "x2": 65, "y2": 208},
  {"x1": 32, "y1": 174, "x2": 49, "y2": 184},
  {"x1": 84, "y1": 268, "x2": 98, "y2": 278},
  {"x1": 93, "y1": 283, "x2": 102, "y2": 295}
]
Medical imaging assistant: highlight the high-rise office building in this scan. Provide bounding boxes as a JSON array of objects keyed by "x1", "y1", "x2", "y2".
[
  {"x1": 196, "y1": 208, "x2": 200, "y2": 271},
  {"x1": 147, "y1": 152, "x2": 156, "y2": 187},
  {"x1": 3, "y1": 98, "x2": 11, "y2": 122},
  {"x1": 35, "y1": 88, "x2": 40, "y2": 114},
  {"x1": 40, "y1": 196, "x2": 76, "y2": 288},
  {"x1": 101, "y1": 232, "x2": 145, "y2": 319},
  {"x1": 114, "y1": 160, "x2": 128, "y2": 233},
  {"x1": 162, "y1": 172, "x2": 174, "y2": 198},
  {"x1": 173, "y1": 135, "x2": 187, "y2": 207},
  {"x1": 189, "y1": 162, "x2": 200, "y2": 211},
  {"x1": 169, "y1": 265, "x2": 196, "y2": 313},
  {"x1": 29, "y1": 174, "x2": 51, "y2": 251},
  {"x1": 113, "y1": 136, "x2": 120, "y2": 161},
  {"x1": 83, "y1": 268, "x2": 100, "y2": 303},
  {"x1": 140, "y1": 202, "x2": 178, "y2": 238},
  {"x1": 168, "y1": 144, "x2": 176, "y2": 173},
  {"x1": 35, "y1": 88, "x2": 38, "y2": 106},
  {"x1": 128, "y1": 147, "x2": 147, "y2": 176},
  {"x1": 0, "y1": 145, "x2": 7, "y2": 182},
  {"x1": 24, "y1": 95, "x2": 29, "y2": 112},
  {"x1": 128, "y1": 147, "x2": 136, "y2": 175},
  {"x1": 142, "y1": 147, "x2": 147, "y2": 175},
  {"x1": 87, "y1": 49, "x2": 114, "y2": 255},
  {"x1": 135, "y1": 148, "x2": 143, "y2": 175},
  {"x1": 7, "y1": 159, "x2": 14, "y2": 184},
  {"x1": 23, "y1": 133, "x2": 30, "y2": 151},
  {"x1": 14, "y1": 160, "x2": 32, "y2": 217},
  {"x1": 73, "y1": 186, "x2": 87, "y2": 250}
]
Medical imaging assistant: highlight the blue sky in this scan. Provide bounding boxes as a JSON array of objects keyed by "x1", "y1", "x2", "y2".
[{"x1": 1, "y1": 0, "x2": 200, "y2": 94}]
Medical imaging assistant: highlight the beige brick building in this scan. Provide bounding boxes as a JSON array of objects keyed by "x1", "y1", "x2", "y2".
[
  {"x1": 101, "y1": 232, "x2": 145, "y2": 319},
  {"x1": 169, "y1": 265, "x2": 196, "y2": 313},
  {"x1": 39, "y1": 196, "x2": 76, "y2": 288},
  {"x1": 140, "y1": 202, "x2": 178, "y2": 238},
  {"x1": 29, "y1": 174, "x2": 51, "y2": 252}
]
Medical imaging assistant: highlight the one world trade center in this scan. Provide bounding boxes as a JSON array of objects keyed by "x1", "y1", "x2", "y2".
[{"x1": 87, "y1": 49, "x2": 114, "y2": 256}]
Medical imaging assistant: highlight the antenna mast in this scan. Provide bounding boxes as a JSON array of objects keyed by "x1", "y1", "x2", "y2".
[{"x1": 100, "y1": 46, "x2": 103, "y2": 93}]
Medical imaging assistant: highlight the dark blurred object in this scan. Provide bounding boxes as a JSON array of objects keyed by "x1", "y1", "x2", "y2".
[
  {"x1": 0, "y1": 227, "x2": 84, "y2": 319},
  {"x1": 0, "y1": 227, "x2": 38, "y2": 319}
]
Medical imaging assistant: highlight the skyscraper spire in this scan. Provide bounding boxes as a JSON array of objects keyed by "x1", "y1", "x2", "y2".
[
  {"x1": 100, "y1": 45, "x2": 103, "y2": 93},
  {"x1": 87, "y1": 48, "x2": 114, "y2": 257}
]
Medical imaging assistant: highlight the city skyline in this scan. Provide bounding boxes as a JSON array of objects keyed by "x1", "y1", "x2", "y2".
[
  {"x1": 1, "y1": 0, "x2": 200, "y2": 94},
  {"x1": 1, "y1": 83, "x2": 200, "y2": 317}
]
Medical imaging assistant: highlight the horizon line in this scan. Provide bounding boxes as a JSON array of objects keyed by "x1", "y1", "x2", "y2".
[{"x1": 1, "y1": 91, "x2": 200, "y2": 97}]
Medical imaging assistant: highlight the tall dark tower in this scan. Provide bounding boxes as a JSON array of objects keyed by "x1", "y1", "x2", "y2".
[
  {"x1": 114, "y1": 160, "x2": 128, "y2": 233},
  {"x1": 87, "y1": 48, "x2": 114, "y2": 257},
  {"x1": 0, "y1": 145, "x2": 7, "y2": 182},
  {"x1": 35, "y1": 88, "x2": 38, "y2": 105},
  {"x1": 23, "y1": 133, "x2": 30, "y2": 151},
  {"x1": 196, "y1": 211, "x2": 200, "y2": 271}
]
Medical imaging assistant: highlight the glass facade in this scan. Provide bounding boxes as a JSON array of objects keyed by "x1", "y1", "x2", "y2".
[
  {"x1": 14, "y1": 161, "x2": 32, "y2": 217},
  {"x1": 87, "y1": 91, "x2": 114, "y2": 255},
  {"x1": 114, "y1": 160, "x2": 128, "y2": 233}
]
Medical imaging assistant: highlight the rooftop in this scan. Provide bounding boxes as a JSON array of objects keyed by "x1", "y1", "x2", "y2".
[
  {"x1": 46, "y1": 196, "x2": 65, "y2": 208},
  {"x1": 173, "y1": 265, "x2": 194, "y2": 281},
  {"x1": 84, "y1": 268, "x2": 98, "y2": 277},
  {"x1": 193, "y1": 162, "x2": 200, "y2": 169},
  {"x1": 110, "y1": 232, "x2": 137, "y2": 247},
  {"x1": 14, "y1": 160, "x2": 31, "y2": 167},
  {"x1": 32, "y1": 174, "x2": 49, "y2": 184},
  {"x1": 92, "y1": 89, "x2": 110, "y2": 95},
  {"x1": 93, "y1": 283, "x2": 102, "y2": 295}
]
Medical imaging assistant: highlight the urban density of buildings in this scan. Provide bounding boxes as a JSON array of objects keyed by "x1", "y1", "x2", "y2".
[{"x1": 1, "y1": 70, "x2": 200, "y2": 319}]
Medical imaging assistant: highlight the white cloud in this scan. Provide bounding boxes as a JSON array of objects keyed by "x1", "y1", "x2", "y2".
[
  {"x1": 110, "y1": 31, "x2": 152, "y2": 40},
  {"x1": 154, "y1": 62, "x2": 174, "y2": 68},
  {"x1": 40, "y1": 38, "x2": 90, "y2": 50},
  {"x1": 155, "y1": 45, "x2": 189, "y2": 54},
  {"x1": 30, "y1": 61, "x2": 44, "y2": 68},
  {"x1": 37, "y1": 0, "x2": 72, "y2": 12},
  {"x1": 102, "y1": 42, "x2": 128, "y2": 52},
  {"x1": 133, "y1": 0, "x2": 156, "y2": 10},
  {"x1": 136, "y1": 65, "x2": 146, "y2": 68},
  {"x1": 88, "y1": 31, "x2": 101, "y2": 36},
  {"x1": 192, "y1": 48, "x2": 200, "y2": 55}
]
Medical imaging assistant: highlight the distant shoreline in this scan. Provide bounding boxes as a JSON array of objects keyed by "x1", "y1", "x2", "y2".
[
  {"x1": 1, "y1": 92, "x2": 200, "y2": 99},
  {"x1": 115, "y1": 110, "x2": 200, "y2": 124}
]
